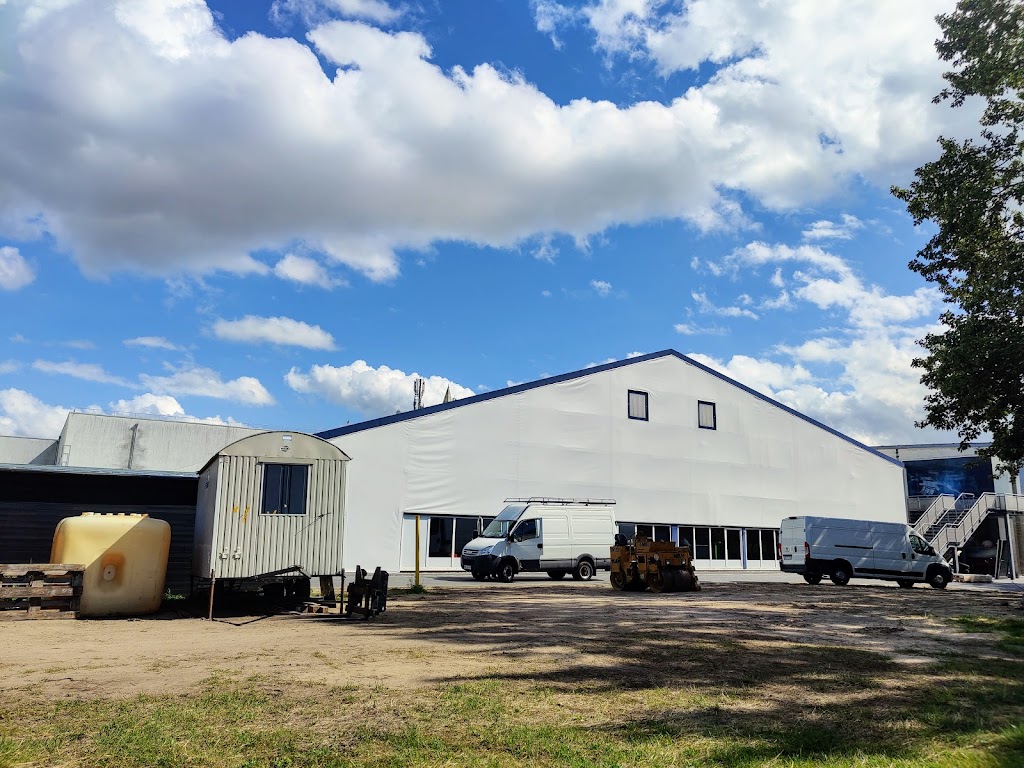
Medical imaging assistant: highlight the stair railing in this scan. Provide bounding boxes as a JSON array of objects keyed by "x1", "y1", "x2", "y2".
[
  {"x1": 912, "y1": 494, "x2": 955, "y2": 537},
  {"x1": 932, "y1": 493, "x2": 1024, "y2": 556}
]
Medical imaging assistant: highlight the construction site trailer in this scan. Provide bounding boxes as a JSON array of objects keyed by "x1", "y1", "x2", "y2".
[{"x1": 192, "y1": 432, "x2": 350, "y2": 584}]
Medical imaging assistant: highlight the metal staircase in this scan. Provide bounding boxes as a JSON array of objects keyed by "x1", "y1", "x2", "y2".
[{"x1": 913, "y1": 493, "x2": 1024, "y2": 561}]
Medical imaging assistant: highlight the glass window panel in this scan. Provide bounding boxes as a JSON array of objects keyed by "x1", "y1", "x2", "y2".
[
  {"x1": 698, "y1": 401, "x2": 717, "y2": 430},
  {"x1": 454, "y1": 518, "x2": 479, "y2": 556},
  {"x1": 261, "y1": 464, "x2": 284, "y2": 515},
  {"x1": 513, "y1": 518, "x2": 538, "y2": 541},
  {"x1": 695, "y1": 527, "x2": 711, "y2": 560},
  {"x1": 428, "y1": 517, "x2": 454, "y2": 557},
  {"x1": 726, "y1": 529, "x2": 741, "y2": 559},
  {"x1": 617, "y1": 523, "x2": 637, "y2": 539},
  {"x1": 628, "y1": 390, "x2": 649, "y2": 420},
  {"x1": 654, "y1": 525, "x2": 671, "y2": 542},
  {"x1": 746, "y1": 529, "x2": 761, "y2": 561},
  {"x1": 285, "y1": 465, "x2": 308, "y2": 515},
  {"x1": 636, "y1": 524, "x2": 653, "y2": 539},
  {"x1": 711, "y1": 528, "x2": 726, "y2": 559},
  {"x1": 761, "y1": 530, "x2": 776, "y2": 559},
  {"x1": 677, "y1": 526, "x2": 694, "y2": 548}
]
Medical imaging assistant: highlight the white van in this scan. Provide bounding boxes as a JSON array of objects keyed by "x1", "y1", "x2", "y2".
[
  {"x1": 779, "y1": 516, "x2": 953, "y2": 589},
  {"x1": 461, "y1": 498, "x2": 616, "y2": 583}
]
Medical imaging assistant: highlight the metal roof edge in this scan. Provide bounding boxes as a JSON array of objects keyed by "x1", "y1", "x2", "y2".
[
  {"x1": 0, "y1": 463, "x2": 198, "y2": 479},
  {"x1": 315, "y1": 350, "x2": 674, "y2": 440},
  {"x1": 316, "y1": 349, "x2": 903, "y2": 468}
]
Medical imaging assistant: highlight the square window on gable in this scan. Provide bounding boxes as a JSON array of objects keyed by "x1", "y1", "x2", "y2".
[
  {"x1": 698, "y1": 400, "x2": 717, "y2": 430},
  {"x1": 628, "y1": 390, "x2": 649, "y2": 421}
]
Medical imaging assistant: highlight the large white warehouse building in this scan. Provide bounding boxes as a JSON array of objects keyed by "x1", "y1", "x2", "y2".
[{"x1": 319, "y1": 350, "x2": 907, "y2": 573}]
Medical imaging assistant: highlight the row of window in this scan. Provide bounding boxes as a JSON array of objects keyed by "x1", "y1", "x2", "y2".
[
  {"x1": 628, "y1": 390, "x2": 717, "y2": 430},
  {"x1": 616, "y1": 523, "x2": 778, "y2": 562}
]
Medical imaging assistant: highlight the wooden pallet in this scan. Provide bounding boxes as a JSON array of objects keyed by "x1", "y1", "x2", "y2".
[{"x1": 0, "y1": 564, "x2": 84, "y2": 621}]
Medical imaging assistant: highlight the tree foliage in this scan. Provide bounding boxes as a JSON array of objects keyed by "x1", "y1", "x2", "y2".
[{"x1": 892, "y1": 0, "x2": 1024, "y2": 478}]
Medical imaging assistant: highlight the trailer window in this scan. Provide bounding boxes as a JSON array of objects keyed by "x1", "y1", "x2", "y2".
[{"x1": 260, "y1": 464, "x2": 308, "y2": 515}]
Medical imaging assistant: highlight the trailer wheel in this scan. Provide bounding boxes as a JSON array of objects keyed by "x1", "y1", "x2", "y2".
[
  {"x1": 897, "y1": 579, "x2": 915, "y2": 589},
  {"x1": 927, "y1": 568, "x2": 950, "y2": 590},
  {"x1": 572, "y1": 559, "x2": 595, "y2": 581},
  {"x1": 547, "y1": 570, "x2": 567, "y2": 580},
  {"x1": 829, "y1": 562, "x2": 852, "y2": 586},
  {"x1": 803, "y1": 573, "x2": 822, "y2": 585},
  {"x1": 496, "y1": 559, "x2": 516, "y2": 583}
]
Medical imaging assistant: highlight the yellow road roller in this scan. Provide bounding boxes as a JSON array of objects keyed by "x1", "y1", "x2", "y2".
[{"x1": 609, "y1": 535, "x2": 700, "y2": 593}]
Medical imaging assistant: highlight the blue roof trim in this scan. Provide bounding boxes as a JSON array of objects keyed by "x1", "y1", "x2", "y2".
[{"x1": 315, "y1": 349, "x2": 904, "y2": 468}]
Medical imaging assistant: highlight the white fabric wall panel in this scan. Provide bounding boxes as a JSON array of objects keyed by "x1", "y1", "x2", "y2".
[{"x1": 330, "y1": 354, "x2": 907, "y2": 572}]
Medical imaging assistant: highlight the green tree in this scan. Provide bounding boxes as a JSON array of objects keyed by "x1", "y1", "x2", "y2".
[{"x1": 892, "y1": 0, "x2": 1024, "y2": 485}]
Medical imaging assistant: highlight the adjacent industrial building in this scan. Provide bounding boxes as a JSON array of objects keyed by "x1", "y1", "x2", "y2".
[{"x1": 1, "y1": 349, "x2": 1020, "y2": 584}]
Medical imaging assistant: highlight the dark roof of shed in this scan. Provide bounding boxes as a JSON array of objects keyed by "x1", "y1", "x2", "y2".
[
  {"x1": 0, "y1": 463, "x2": 197, "y2": 479},
  {"x1": 316, "y1": 349, "x2": 902, "y2": 468}
]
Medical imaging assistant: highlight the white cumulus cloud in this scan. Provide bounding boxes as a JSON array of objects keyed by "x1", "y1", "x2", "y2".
[
  {"x1": 0, "y1": 0, "x2": 971, "y2": 284},
  {"x1": 0, "y1": 246, "x2": 35, "y2": 290},
  {"x1": 140, "y1": 366, "x2": 275, "y2": 406},
  {"x1": 0, "y1": 388, "x2": 72, "y2": 437},
  {"x1": 286, "y1": 360, "x2": 474, "y2": 417},
  {"x1": 212, "y1": 315, "x2": 336, "y2": 350},
  {"x1": 802, "y1": 214, "x2": 864, "y2": 241},
  {"x1": 591, "y1": 279, "x2": 612, "y2": 297},
  {"x1": 108, "y1": 393, "x2": 245, "y2": 425},
  {"x1": 272, "y1": 253, "x2": 343, "y2": 289}
]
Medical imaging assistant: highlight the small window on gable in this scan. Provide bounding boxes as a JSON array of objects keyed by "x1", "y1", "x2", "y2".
[
  {"x1": 698, "y1": 400, "x2": 717, "y2": 430},
  {"x1": 261, "y1": 463, "x2": 309, "y2": 515},
  {"x1": 628, "y1": 390, "x2": 649, "y2": 421}
]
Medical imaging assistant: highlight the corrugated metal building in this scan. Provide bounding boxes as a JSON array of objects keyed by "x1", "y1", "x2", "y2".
[{"x1": 55, "y1": 412, "x2": 262, "y2": 471}]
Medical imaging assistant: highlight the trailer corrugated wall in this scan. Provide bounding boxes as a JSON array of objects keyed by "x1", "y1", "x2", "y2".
[{"x1": 192, "y1": 432, "x2": 349, "y2": 579}]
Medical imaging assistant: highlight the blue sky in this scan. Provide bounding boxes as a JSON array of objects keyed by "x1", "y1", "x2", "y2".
[{"x1": 0, "y1": 0, "x2": 974, "y2": 444}]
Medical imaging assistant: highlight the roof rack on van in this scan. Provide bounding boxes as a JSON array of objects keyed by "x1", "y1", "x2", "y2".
[{"x1": 503, "y1": 497, "x2": 616, "y2": 505}]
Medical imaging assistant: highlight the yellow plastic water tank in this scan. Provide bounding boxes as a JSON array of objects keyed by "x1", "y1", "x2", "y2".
[{"x1": 50, "y1": 513, "x2": 171, "y2": 617}]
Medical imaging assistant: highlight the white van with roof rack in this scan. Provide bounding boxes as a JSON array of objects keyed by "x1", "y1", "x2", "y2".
[
  {"x1": 779, "y1": 516, "x2": 953, "y2": 589},
  {"x1": 461, "y1": 498, "x2": 616, "y2": 583}
]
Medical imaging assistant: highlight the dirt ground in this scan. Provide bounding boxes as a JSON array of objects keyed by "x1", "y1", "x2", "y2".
[{"x1": 1, "y1": 580, "x2": 1019, "y2": 703}]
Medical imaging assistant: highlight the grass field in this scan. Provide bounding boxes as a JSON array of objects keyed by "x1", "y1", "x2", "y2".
[{"x1": 2, "y1": 585, "x2": 1022, "y2": 767}]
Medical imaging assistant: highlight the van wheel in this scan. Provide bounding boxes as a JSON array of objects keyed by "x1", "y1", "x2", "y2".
[
  {"x1": 928, "y1": 569, "x2": 950, "y2": 590},
  {"x1": 803, "y1": 573, "x2": 822, "y2": 585},
  {"x1": 573, "y1": 560, "x2": 595, "y2": 581},
  {"x1": 829, "y1": 562, "x2": 851, "y2": 586},
  {"x1": 496, "y1": 560, "x2": 516, "y2": 583},
  {"x1": 546, "y1": 570, "x2": 567, "y2": 580},
  {"x1": 897, "y1": 579, "x2": 915, "y2": 589},
  {"x1": 471, "y1": 571, "x2": 487, "y2": 581}
]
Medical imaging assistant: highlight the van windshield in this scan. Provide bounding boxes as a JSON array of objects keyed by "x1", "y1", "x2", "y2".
[{"x1": 481, "y1": 504, "x2": 527, "y2": 538}]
